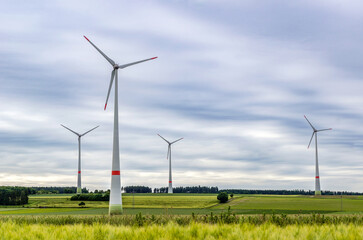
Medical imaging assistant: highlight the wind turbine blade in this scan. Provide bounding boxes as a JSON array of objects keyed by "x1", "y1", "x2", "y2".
[
  {"x1": 84, "y1": 36, "x2": 115, "y2": 66},
  {"x1": 157, "y1": 134, "x2": 170, "y2": 144},
  {"x1": 307, "y1": 132, "x2": 315, "y2": 149},
  {"x1": 61, "y1": 124, "x2": 80, "y2": 136},
  {"x1": 81, "y1": 125, "x2": 100, "y2": 136},
  {"x1": 317, "y1": 128, "x2": 332, "y2": 132},
  {"x1": 104, "y1": 70, "x2": 116, "y2": 110},
  {"x1": 171, "y1": 138, "x2": 183, "y2": 144},
  {"x1": 304, "y1": 115, "x2": 316, "y2": 131},
  {"x1": 118, "y1": 57, "x2": 158, "y2": 69}
]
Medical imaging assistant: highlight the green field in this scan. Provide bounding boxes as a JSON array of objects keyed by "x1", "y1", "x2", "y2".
[
  {"x1": 1, "y1": 220, "x2": 363, "y2": 240},
  {"x1": 1, "y1": 212, "x2": 363, "y2": 239},
  {"x1": 1, "y1": 193, "x2": 363, "y2": 216}
]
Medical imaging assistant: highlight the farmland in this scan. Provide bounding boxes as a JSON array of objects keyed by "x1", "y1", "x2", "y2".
[
  {"x1": 1, "y1": 222, "x2": 363, "y2": 240},
  {"x1": 1, "y1": 193, "x2": 363, "y2": 215},
  {"x1": 1, "y1": 214, "x2": 363, "y2": 239},
  {"x1": 2, "y1": 194, "x2": 363, "y2": 239}
]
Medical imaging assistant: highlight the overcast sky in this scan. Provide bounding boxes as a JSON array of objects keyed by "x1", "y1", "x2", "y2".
[{"x1": 1, "y1": 0, "x2": 363, "y2": 191}]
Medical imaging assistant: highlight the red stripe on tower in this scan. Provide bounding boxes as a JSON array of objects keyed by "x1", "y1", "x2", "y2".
[
  {"x1": 78, "y1": 171, "x2": 81, "y2": 174},
  {"x1": 112, "y1": 171, "x2": 120, "y2": 175},
  {"x1": 169, "y1": 181, "x2": 172, "y2": 183},
  {"x1": 316, "y1": 176, "x2": 319, "y2": 178}
]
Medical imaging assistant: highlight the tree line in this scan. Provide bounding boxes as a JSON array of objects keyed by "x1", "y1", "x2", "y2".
[
  {"x1": 71, "y1": 193, "x2": 109, "y2": 201},
  {"x1": 153, "y1": 186, "x2": 219, "y2": 193},
  {"x1": 0, "y1": 186, "x2": 30, "y2": 205},
  {"x1": 29, "y1": 187, "x2": 89, "y2": 194},
  {"x1": 220, "y1": 189, "x2": 363, "y2": 195},
  {"x1": 124, "y1": 186, "x2": 152, "y2": 193}
]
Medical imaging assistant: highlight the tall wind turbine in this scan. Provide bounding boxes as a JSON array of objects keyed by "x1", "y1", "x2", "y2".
[
  {"x1": 158, "y1": 134, "x2": 183, "y2": 194},
  {"x1": 61, "y1": 124, "x2": 99, "y2": 194},
  {"x1": 84, "y1": 36, "x2": 157, "y2": 215},
  {"x1": 304, "y1": 115, "x2": 332, "y2": 196}
]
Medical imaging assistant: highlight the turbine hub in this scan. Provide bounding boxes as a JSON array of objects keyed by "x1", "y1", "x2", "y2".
[{"x1": 113, "y1": 64, "x2": 119, "y2": 69}]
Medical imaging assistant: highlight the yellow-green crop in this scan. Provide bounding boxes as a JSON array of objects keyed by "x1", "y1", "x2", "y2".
[{"x1": 1, "y1": 222, "x2": 363, "y2": 240}]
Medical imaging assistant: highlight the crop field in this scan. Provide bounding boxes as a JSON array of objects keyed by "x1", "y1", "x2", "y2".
[
  {"x1": 213, "y1": 195, "x2": 363, "y2": 213},
  {"x1": 2, "y1": 193, "x2": 363, "y2": 216},
  {"x1": 2, "y1": 195, "x2": 363, "y2": 239},
  {"x1": 1, "y1": 214, "x2": 363, "y2": 239},
  {"x1": 2, "y1": 222, "x2": 363, "y2": 240},
  {"x1": 27, "y1": 193, "x2": 218, "y2": 209}
]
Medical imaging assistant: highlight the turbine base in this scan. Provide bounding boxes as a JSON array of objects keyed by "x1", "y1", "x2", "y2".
[
  {"x1": 77, "y1": 188, "x2": 82, "y2": 194},
  {"x1": 109, "y1": 204, "x2": 123, "y2": 215},
  {"x1": 315, "y1": 190, "x2": 322, "y2": 196}
]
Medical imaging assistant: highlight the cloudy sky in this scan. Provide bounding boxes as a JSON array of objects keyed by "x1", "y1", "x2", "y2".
[{"x1": 1, "y1": 0, "x2": 363, "y2": 191}]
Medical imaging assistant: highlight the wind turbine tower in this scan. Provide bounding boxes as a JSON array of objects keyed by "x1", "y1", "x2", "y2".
[
  {"x1": 61, "y1": 124, "x2": 99, "y2": 194},
  {"x1": 304, "y1": 115, "x2": 332, "y2": 196},
  {"x1": 84, "y1": 36, "x2": 157, "y2": 215},
  {"x1": 158, "y1": 134, "x2": 183, "y2": 194}
]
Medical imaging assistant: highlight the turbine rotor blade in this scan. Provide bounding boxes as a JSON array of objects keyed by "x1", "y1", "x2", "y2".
[
  {"x1": 61, "y1": 124, "x2": 80, "y2": 136},
  {"x1": 84, "y1": 36, "x2": 115, "y2": 66},
  {"x1": 317, "y1": 128, "x2": 332, "y2": 132},
  {"x1": 157, "y1": 134, "x2": 170, "y2": 144},
  {"x1": 304, "y1": 115, "x2": 316, "y2": 131},
  {"x1": 81, "y1": 125, "x2": 100, "y2": 136},
  {"x1": 104, "y1": 70, "x2": 116, "y2": 110},
  {"x1": 171, "y1": 138, "x2": 183, "y2": 144},
  {"x1": 118, "y1": 57, "x2": 157, "y2": 69},
  {"x1": 307, "y1": 132, "x2": 315, "y2": 149}
]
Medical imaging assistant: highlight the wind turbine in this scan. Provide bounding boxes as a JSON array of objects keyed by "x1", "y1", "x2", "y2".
[
  {"x1": 84, "y1": 36, "x2": 157, "y2": 215},
  {"x1": 304, "y1": 115, "x2": 332, "y2": 196},
  {"x1": 157, "y1": 134, "x2": 183, "y2": 194},
  {"x1": 61, "y1": 124, "x2": 99, "y2": 194}
]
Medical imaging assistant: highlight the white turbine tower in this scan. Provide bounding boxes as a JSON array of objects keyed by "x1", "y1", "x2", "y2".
[
  {"x1": 84, "y1": 36, "x2": 157, "y2": 215},
  {"x1": 158, "y1": 134, "x2": 183, "y2": 194},
  {"x1": 61, "y1": 124, "x2": 99, "y2": 194},
  {"x1": 304, "y1": 115, "x2": 332, "y2": 196}
]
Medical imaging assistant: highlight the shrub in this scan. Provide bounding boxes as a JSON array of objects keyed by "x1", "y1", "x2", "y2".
[{"x1": 217, "y1": 192, "x2": 229, "y2": 203}]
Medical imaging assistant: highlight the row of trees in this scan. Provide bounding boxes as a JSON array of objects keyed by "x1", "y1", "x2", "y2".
[
  {"x1": 28, "y1": 187, "x2": 89, "y2": 194},
  {"x1": 0, "y1": 187, "x2": 30, "y2": 205},
  {"x1": 124, "y1": 186, "x2": 152, "y2": 193},
  {"x1": 153, "y1": 186, "x2": 219, "y2": 193},
  {"x1": 71, "y1": 193, "x2": 109, "y2": 201},
  {"x1": 220, "y1": 189, "x2": 363, "y2": 195}
]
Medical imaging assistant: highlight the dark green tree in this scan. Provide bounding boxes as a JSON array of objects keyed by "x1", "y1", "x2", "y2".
[{"x1": 217, "y1": 192, "x2": 229, "y2": 203}]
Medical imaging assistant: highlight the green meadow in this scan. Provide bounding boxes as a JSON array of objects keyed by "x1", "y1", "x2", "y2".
[
  {"x1": 1, "y1": 193, "x2": 363, "y2": 215},
  {"x1": 3, "y1": 194, "x2": 363, "y2": 239}
]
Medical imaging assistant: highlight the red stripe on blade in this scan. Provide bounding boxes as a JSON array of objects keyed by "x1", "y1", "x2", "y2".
[
  {"x1": 84, "y1": 36, "x2": 90, "y2": 41},
  {"x1": 104, "y1": 103, "x2": 107, "y2": 110},
  {"x1": 151, "y1": 57, "x2": 158, "y2": 59},
  {"x1": 112, "y1": 171, "x2": 120, "y2": 175}
]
